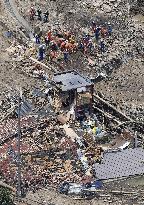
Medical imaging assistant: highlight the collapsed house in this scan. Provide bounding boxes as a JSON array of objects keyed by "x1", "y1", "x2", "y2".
[
  {"x1": 52, "y1": 70, "x2": 94, "y2": 117},
  {"x1": 53, "y1": 71, "x2": 93, "y2": 113},
  {"x1": 0, "y1": 68, "x2": 143, "y2": 199}
]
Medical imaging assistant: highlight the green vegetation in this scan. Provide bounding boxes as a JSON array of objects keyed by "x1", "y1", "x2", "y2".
[{"x1": 0, "y1": 187, "x2": 14, "y2": 205}]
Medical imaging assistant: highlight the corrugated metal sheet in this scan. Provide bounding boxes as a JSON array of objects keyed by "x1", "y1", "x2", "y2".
[
  {"x1": 95, "y1": 148, "x2": 144, "y2": 179},
  {"x1": 15, "y1": 99, "x2": 32, "y2": 117},
  {"x1": 53, "y1": 71, "x2": 92, "y2": 91}
]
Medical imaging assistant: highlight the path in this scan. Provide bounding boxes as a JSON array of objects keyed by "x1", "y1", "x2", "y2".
[{"x1": 4, "y1": 0, "x2": 33, "y2": 39}]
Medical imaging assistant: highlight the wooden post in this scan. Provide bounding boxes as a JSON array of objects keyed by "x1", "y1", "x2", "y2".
[
  {"x1": 90, "y1": 84, "x2": 94, "y2": 114},
  {"x1": 75, "y1": 89, "x2": 77, "y2": 118}
]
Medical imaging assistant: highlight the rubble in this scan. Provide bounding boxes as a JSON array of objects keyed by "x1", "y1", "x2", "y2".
[{"x1": 0, "y1": 0, "x2": 144, "y2": 204}]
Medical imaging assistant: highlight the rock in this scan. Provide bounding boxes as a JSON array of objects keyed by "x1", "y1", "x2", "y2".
[{"x1": 102, "y1": 4, "x2": 112, "y2": 12}]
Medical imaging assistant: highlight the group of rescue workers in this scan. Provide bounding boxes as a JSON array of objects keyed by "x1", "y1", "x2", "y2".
[
  {"x1": 29, "y1": 7, "x2": 112, "y2": 62},
  {"x1": 29, "y1": 7, "x2": 49, "y2": 22}
]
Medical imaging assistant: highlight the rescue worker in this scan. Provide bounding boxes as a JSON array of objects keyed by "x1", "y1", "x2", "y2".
[
  {"x1": 100, "y1": 40, "x2": 105, "y2": 52},
  {"x1": 35, "y1": 34, "x2": 40, "y2": 44},
  {"x1": 44, "y1": 36, "x2": 49, "y2": 46},
  {"x1": 29, "y1": 7, "x2": 35, "y2": 20},
  {"x1": 43, "y1": 11, "x2": 49, "y2": 23},
  {"x1": 47, "y1": 30, "x2": 52, "y2": 41},
  {"x1": 50, "y1": 50, "x2": 57, "y2": 61},
  {"x1": 78, "y1": 41, "x2": 84, "y2": 53},
  {"x1": 69, "y1": 35, "x2": 75, "y2": 44},
  {"x1": 38, "y1": 44, "x2": 45, "y2": 60},
  {"x1": 108, "y1": 23, "x2": 112, "y2": 36},
  {"x1": 95, "y1": 27, "x2": 101, "y2": 41},
  {"x1": 101, "y1": 27, "x2": 107, "y2": 38},
  {"x1": 63, "y1": 49, "x2": 69, "y2": 62},
  {"x1": 88, "y1": 39, "x2": 93, "y2": 52},
  {"x1": 92, "y1": 21, "x2": 96, "y2": 32},
  {"x1": 37, "y1": 9, "x2": 42, "y2": 21},
  {"x1": 50, "y1": 41, "x2": 58, "y2": 51}
]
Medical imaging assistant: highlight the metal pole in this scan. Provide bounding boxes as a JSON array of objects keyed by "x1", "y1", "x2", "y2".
[{"x1": 17, "y1": 91, "x2": 22, "y2": 199}]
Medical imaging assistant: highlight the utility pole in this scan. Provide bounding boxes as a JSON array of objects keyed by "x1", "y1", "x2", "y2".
[
  {"x1": 17, "y1": 88, "x2": 22, "y2": 199},
  {"x1": 134, "y1": 131, "x2": 138, "y2": 148}
]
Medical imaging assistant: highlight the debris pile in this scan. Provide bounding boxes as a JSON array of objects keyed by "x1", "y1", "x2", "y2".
[{"x1": 0, "y1": 0, "x2": 144, "y2": 204}]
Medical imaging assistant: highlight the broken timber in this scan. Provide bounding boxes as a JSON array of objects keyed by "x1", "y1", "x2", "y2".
[
  {"x1": 0, "y1": 105, "x2": 16, "y2": 123},
  {"x1": 29, "y1": 57, "x2": 57, "y2": 72},
  {"x1": 94, "y1": 94, "x2": 134, "y2": 122},
  {"x1": 93, "y1": 105, "x2": 121, "y2": 124}
]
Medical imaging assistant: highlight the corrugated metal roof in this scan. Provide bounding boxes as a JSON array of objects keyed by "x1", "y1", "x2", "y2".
[
  {"x1": 53, "y1": 71, "x2": 92, "y2": 91},
  {"x1": 95, "y1": 148, "x2": 144, "y2": 179}
]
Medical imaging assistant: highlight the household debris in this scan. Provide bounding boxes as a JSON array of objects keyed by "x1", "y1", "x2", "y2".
[
  {"x1": 0, "y1": 0, "x2": 144, "y2": 204},
  {"x1": 0, "y1": 72, "x2": 143, "y2": 201}
]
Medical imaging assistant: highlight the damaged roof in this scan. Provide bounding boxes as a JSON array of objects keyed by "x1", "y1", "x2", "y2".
[
  {"x1": 53, "y1": 70, "x2": 92, "y2": 91},
  {"x1": 95, "y1": 148, "x2": 144, "y2": 179}
]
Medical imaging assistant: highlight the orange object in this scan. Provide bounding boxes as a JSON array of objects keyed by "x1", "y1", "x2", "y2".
[
  {"x1": 101, "y1": 27, "x2": 107, "y2": 37},
  {"x1": 60, "y1": 41, "x2": 66, "y2": 51},
  {"x1": 47, "y1": 31, "x2": 52, "y2": 41},
  {"x1": 50, "y1": 50, "x2": 57, "y2": 60},
  {"x1": 64, "y1": 31, "x2": 71, "y2": 39}
]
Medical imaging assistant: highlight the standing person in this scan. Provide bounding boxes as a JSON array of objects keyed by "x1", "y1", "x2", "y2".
[
  {"x1": 38, "y1": 44, "x2": 45, "y2": 60},
  {"x1": 29, "y1": 7, "x2": 35, "y2": 20},
  {"x1": 63, "y1": 49, "x2": 69, "y2": 62},
  {"x1": 50, "y1": 50, "x2": 56, "y2": 61},
  {"x1": 47, "y1": 30, "x2": 52, "y2": 42},
  {"x1": 43, "y1": 11, "x2": 49, "y2": 23},
  {"x1": 101, "y1": 27, "x2": 107, "y2": 38},
  {"x1": 91, "y1": 21, "x2": 96, "y2": 32},
  {"x1": 100, "y1": 40, "x2": 105, "y2": 52},
  {"x1": 108, "y1": 23, "x2": 112, "y2": 36},
  {"x1": 60, "y1": 40, "x2": 66, "y2": 51},
  {"x1": 44, "y1": 36, "x2": 49, "y2": 46},
  {"x1": 83, "y1": 43, "x2": 87, "y2": 55},
  {"x1": 50, "y1": 41, "x2": 58, "y2": 51},
  {"x1": 37, "y1": 9, "x2": 42, "y2": 21},
  {"x1": 78, "y1": 40, "x2": 84, "y2": 53},
  {"x1": 35, "y1": 34, "x2": 40, "y2": 44},
  {"x1": 88, "y1": 39, "x2": 93, "y2": 52},
  {"x1": 95, "y1": 27, "x2": 101, "y2": 41},
  {"x1": 83, "y1": 34, "x2": 90, "y2": 46}
]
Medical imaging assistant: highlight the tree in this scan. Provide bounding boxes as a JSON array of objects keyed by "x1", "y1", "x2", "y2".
[{"x1": 0, "y1": 187, "x2": 14, "y2": 205}]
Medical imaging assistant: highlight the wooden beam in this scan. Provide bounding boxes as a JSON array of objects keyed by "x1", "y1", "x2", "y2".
[
  {"x1": 94, "y1": 94, "x2": 134, "y2": 122},
  {"x1": 93, "y1": 105, "x2": 121, "y2": 124},
  {"x1": 29, "y1": 57, "x2": 57, "y2": 72}
]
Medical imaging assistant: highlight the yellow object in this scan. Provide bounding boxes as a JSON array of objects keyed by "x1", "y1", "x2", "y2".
[
  {"x1": 69, "y1": 37, "x2": 75, "y2": 44},
  {"x1": 92, "y1": 127, "x2": 96, "y2": 135}
]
